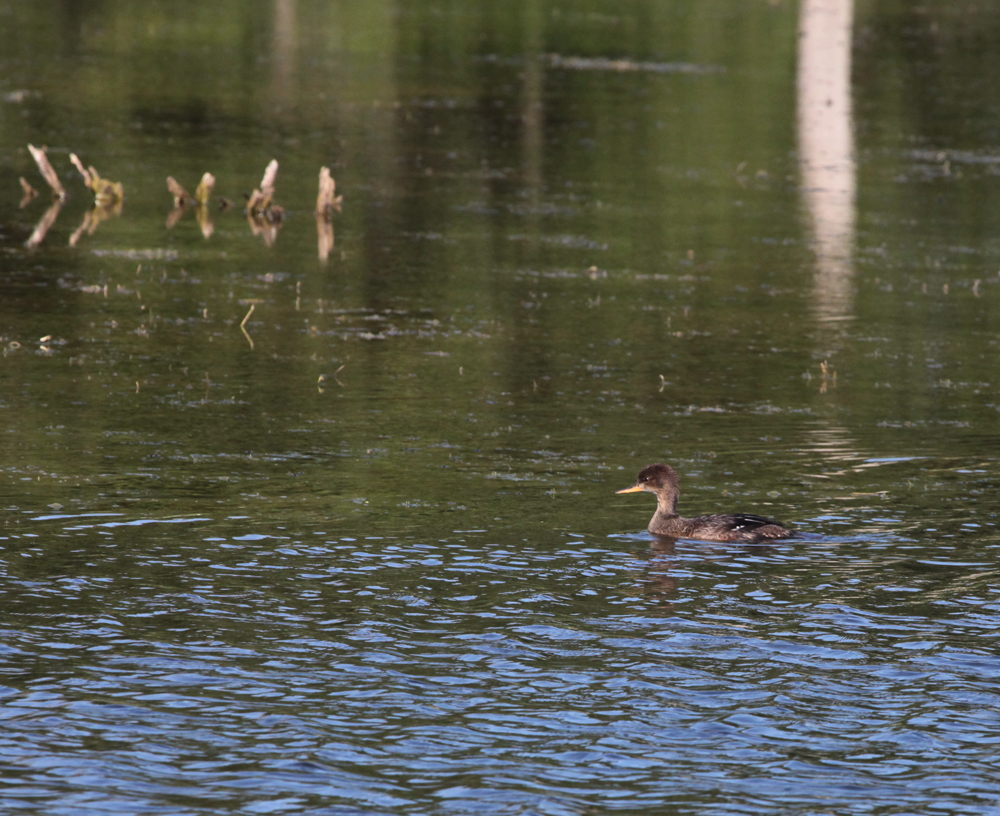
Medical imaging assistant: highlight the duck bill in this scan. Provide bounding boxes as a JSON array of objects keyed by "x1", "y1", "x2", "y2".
[{"x1": 616, "y1": 485, "x2": 645, "y2": 494}]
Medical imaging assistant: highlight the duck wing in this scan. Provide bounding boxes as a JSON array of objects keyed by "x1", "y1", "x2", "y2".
[{"x1": 725, "y1": 513, "x2": 791, "y2": 540}]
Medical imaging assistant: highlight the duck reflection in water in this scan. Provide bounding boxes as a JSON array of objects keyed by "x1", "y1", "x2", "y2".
[
  {"x1": 627, "y1": 533, "x2": 783, "y2": 610},
  {"x1": 629, "y1": 535, "x2": 681, "y2": 607},
  {"x1": 617, "y1": 463, "x2": 792, "y2": 543}
]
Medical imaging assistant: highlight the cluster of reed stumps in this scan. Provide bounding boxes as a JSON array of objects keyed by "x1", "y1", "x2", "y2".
[
  {"x1": 19, "y1": 144, "x2": 124, "y2": 249},
  {"x1": 19, "y1": 146, "x2": 343, "y2": 259}
]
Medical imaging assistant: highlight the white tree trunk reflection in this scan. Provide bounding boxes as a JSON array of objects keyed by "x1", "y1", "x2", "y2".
[{"x1": 798, "y1": 0, "x2": 855, "y2": 324}]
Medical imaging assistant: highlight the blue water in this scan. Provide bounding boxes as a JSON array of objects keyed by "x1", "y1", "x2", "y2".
[{"x1": 3, "y1": 498, "x2": 999, "y2": 814}]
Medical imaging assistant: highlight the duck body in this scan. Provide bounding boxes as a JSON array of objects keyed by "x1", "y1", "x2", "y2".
[{"x1": 617, "y1": 463, "x2": 792, "y2": 543}]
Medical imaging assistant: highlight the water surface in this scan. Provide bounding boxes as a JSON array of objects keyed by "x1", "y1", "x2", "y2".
[{"x1": 2, "y1": 1, "x2": 1000, "y2": 813}]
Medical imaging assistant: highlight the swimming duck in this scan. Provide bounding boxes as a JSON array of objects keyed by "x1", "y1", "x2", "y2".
[{"x1": 617, "y1": 463, "x2": 792, "y2": 542}]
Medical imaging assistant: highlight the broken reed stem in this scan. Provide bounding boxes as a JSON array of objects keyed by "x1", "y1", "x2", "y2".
[
  {"x1": 71, "y1": 152, "x2": 123, "y2": 206},
  {"x1": 318, "y1": 364, "x2": 347, "y2": 389},
  {"x1": 315, "y1": 166, "x2": 343, "y2": 219},
  {"x1": 240, "y1": 303, "x2": 255, "y2": 329},
  {"x1": 168, "y1": 173, "x2": 215, "y2": 208},
  {"x1": 167, "y1": 176, "x2": 192, "y2": 207},
  {"x1": 316, "y1": 167, "x2": 335, "y2": 214},
  {"x1": 247, "y1": 160, "x2": 279, "y2": 215},
  {"x1": 259, "y1": 160, "x2": 278, "y2": 195},
  {"x1": 240, "y1": 303, "x2": 256, "y2": 350},
  {"x1": 194, "y1": 172, "x2": 216, "y2": 205},
  {"x1": 69, "y1": 153, "x2": 93, "y2": 188},
  {"x1": 27, "y1": 144, "x2": 66, "y2": 200}
]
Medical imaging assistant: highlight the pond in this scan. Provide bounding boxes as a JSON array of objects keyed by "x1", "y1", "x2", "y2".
[{"x1": 2, "y1": 0, "x2": 1000, "y2": 813}]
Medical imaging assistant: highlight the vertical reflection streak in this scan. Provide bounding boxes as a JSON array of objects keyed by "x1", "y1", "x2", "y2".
[
  {"x1": 271, "y1": 0, "x2": 297, "y2": 111},
  {"x1": 798, "y1": 0, "x2": 856, "y2": 324},
  {"x1": 522, "y1": 0, "x2": 544, "y2": 198}
]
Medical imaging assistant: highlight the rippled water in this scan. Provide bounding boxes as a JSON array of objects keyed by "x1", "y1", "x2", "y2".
[
  {"x1": 6, "y1": 506, "x2": 1000, "y2": 813},
  {"x1": 3, "y1": 0, "x2": 1000, "y2": 813}
]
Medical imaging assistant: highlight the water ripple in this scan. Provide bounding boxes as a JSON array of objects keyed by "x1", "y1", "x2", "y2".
[{"x1": 0, "y1": 514, "x2": 998, "y2": 815}]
